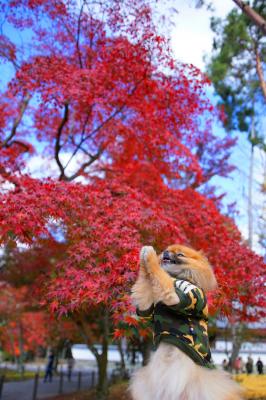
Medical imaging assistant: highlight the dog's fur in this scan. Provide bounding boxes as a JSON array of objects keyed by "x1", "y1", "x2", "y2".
[{"x1": 130, "y1": 245, "x2": 243, "y2": 400}]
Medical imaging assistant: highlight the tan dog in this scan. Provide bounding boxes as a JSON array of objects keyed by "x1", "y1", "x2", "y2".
[{"x1": 130, "y1": 245, "x2": 242, "y2": 400}]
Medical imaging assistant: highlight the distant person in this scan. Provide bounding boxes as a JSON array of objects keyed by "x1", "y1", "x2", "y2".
[
  {"x1": 246, "y1": 356, "x2": 253, "y2": 375},
  {"x1": 222, "y1": 359, "x2": 228, "y2": 371},
  {"x1": 256, "y1": 358, "x2": 263, "y2": 375},
  {"x1": 234, "y1": 357, "x2": 242, "y2": 374},
  {"x1": 44, "y1": 350, "x2": 55, "y2": 382},
  {"x1": 248, "y1": 355, "x2": 254, "y2": 371}
]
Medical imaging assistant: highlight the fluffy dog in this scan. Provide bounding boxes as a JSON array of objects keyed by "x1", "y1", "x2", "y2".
[{"x1": 130, "y1": 244, "x2": 242, "y2": 400}]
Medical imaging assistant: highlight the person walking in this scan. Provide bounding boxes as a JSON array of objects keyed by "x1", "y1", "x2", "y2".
[
  {"x1": 44, "y1": 350, "x2": 55, "y2": 382},
  {"x1": 256, "y1": 358, "x2": 263, "y2": 375}
]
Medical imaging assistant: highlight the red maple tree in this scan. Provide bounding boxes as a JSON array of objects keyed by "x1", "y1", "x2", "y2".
[
  {"x1": 0, "y1": 1, "x2": 265, "y2": 398},
  {"x1": 0, "y1": 241, "x2": 79, "y2": 370}
]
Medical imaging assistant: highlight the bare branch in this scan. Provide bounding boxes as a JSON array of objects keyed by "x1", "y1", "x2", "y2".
[
  {"x1": 7, "y1": 140, "x2": 31, "y2": 152},
  {"x1": 2, "y1": 94, "x2": 31, "y2": 148},
  {"x1": 63, "y1": 107, "x2": 93, "y2": 170},
  {"x1": 76, "y1": 0, "x2": 85, "y2": 68},
  {"x1": 0, "y1": 35, "x2": 20, "y2": 70},
  {"x1": 82, "y1": 77, "x2": 144, "y2": 144},
  {"x1": 55, "y1": 104, "x2": 69, "y2": 180},
  {"x1": 67, "y1": 145, "x2": 105, "y2": 181},
  {"x1": 61, "y1": 73, "x2": 147, "y2": 181}
]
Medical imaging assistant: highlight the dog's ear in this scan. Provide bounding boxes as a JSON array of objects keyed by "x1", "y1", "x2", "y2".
[
  {"x1": 189, "y1": 266, "x2": 217, "y2": 292},
  {"x1": 181, "y1": 250, "x2": 217, "y2": 292},
  {"x1": 192, "y1": 249, "x2": 217, "y2": 292}
]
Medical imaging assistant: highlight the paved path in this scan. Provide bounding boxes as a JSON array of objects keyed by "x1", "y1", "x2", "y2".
[{"x1": 1, "y1": 371, "x2": 96, "y2": 400}]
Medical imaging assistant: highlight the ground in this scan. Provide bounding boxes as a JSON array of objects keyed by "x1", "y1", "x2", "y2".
[
  {"x1": 46, "y1": 375, "x2": 266, "y2": 400},
  {"x1": 47, "y1": 381, "x2": 129, "y2": 400}
]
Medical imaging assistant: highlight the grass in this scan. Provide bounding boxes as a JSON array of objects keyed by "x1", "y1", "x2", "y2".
[
  {"x1": 0, "y1": 368, "x2": 44, "y2": 382},
  {"x1": 47, "y1": 375, "x2": 266, "y2": 400},
  {"x1": 46, "y1": 381, "x2": 129, "y2": 400}
]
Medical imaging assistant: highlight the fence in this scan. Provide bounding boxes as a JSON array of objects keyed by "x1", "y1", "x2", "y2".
[{"x1": 0, "y1": 369, "x2": 98, "y2": 400}]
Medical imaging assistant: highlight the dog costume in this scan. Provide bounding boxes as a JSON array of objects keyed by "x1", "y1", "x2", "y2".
[{"x1": 137, "y1": 279, "x2": 213, "y2": 368}]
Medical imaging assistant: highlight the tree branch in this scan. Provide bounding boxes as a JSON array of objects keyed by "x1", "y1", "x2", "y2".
[
  {"x1": 76, "y1": 1, "x2": 85, "y2": 68},
  {"x1": 74, "y1": 318, "x2": 100, "y2": 362},
  {"x1": 82, "y1": 77, "x2": 144, "y2": 144},
  {"x1": 67, "y1": 145, "x2": 105, "y2": 181},
  {"x1": 7, "y1": 140, "x2": 31, "y2": 152},
  {"x1": 63, "y1": 107, "x2": 93, "y2": 171},
  {"x1": 2, "y1": 94, "x2": 31, "y2": 148},
  {"x1": 61, "y1": 74, "x2": 147, "y2": 181},
  {"x1": 255, "y1": 46, "x2": 266, "y2": 102},
  {"x1": 232, "y1": 0, "x2": 266, "y2": 35},
  {"x1": 55, "y1": 104, "x2": 69, "y2": 181}
]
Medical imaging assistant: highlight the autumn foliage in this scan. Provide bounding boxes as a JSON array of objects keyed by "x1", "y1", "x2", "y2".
[{"x1": 0, "y1": 0, "x2": 265, "y2": 396}]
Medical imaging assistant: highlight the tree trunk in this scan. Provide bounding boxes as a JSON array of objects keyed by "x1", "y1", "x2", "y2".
[
  {"x1": 8, "y1": 328, "x2": 18, "y2": 365},
  {"x1": 18, "y1": 321, "x2": 25, "y2": 376},
  {"x1": 96, "y1": 351, "x2": 108, "y2": 400},
  {"x1": 229, "y1": 323, "x2": 243, "y2": 372},
  {"x1": 255, "y1": 47, "x2": 266, "y2": 102},
  {"x1": 53, "y1": 348, "x2": 60, "y2": 374},
  {"x1": 74, "y1": 310, "x2": 110, "y2": 400},
  {"x1": 232, "y1": 0, "x2": 266, "y2": 35},
  {"x1": 96, "y1": 309, "x2": 109, "y2": 400},
  {"x1": 117, "y1": 338, "x2": 127, "y2": 378},
  {"x1": 248, "y1": 116, "x2": 255, "y2": 249},
  {"x1": 248, "y1": 143, "x2": 254, "y2": 249}
]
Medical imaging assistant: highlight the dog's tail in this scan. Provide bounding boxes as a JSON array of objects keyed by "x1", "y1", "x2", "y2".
[{"x1": 197, "y1": 367, "x2": 244, "y2": 400}]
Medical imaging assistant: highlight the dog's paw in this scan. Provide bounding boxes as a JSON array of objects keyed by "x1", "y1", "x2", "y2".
[{"x1": 140, "y1": 246, "x2": 156, "y2": 265}]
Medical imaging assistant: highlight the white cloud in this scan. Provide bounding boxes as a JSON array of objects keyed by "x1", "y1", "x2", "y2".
[
  {"x1": 25, "y1": 153, "x2": 84, "y2": 179},
  {"x1": 170, "y1": 1, "x2": 266, "y2": 255},
  {"x1": 170, "y1": 0, "x2": 233, "y2": 69}
]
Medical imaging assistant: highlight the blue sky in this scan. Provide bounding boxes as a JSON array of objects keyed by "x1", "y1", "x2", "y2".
[{"x1": 170, "y1": 0, "x2": 265, "y2": 254}]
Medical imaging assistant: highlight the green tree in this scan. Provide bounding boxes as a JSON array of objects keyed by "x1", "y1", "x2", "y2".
[
  {"x1": 232, "y1": 0, "x2": 266, "y2": 35},
  {"x1": 206, "y1": 1, "x2": 266, "y2": 367},
  {"x1": 207, "y1": 2, "x2": 265, "y2": 132},
  {"x1": 206, "y1": 1, "x2": 266, "y2": 250}
]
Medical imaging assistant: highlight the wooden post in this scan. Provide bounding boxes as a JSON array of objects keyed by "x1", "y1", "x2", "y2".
[
  {"x1": 77, "y1": 371, "x2": 82, "y2": 390},
  {"x1": 58, "y1": 369, "x2": 64, "y2": 394},
  {"x1": 32, "y1": 373, "x2": 39, "y2": 400},
  {"x1": 91, "y1": 370, "x2": 95, "y2": 387}
]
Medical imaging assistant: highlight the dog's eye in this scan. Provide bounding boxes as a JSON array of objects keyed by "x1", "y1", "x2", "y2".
[{"x1": 176, "y1": 253, "x2": 185, "y2": 257}]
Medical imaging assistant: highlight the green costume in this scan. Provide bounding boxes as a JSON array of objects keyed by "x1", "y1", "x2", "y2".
[{"x1": 136, "y1": 279, "x2": 214, "y2": 368}]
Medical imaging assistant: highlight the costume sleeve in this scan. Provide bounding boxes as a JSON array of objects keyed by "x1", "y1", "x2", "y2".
[
  {"x1": 167, "y1": 279, "x2": 206, "y2": 316},
  {"x1": 136, "y1": 304, "x2": 154, "y2": 321}
]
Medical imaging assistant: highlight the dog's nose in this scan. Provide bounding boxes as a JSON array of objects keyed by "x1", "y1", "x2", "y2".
[{"x1": 163, "y1": 250, "x2": 170, "y2": 259}]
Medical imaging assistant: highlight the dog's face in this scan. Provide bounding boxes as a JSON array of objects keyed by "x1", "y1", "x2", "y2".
[{"x1": 159, "y1": 244, "x2": 217, "y2": 292}]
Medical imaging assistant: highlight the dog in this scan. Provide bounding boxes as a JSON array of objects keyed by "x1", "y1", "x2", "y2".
[{"x1": 130, "y1": 245, "x2": 243, "y2": 400}]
